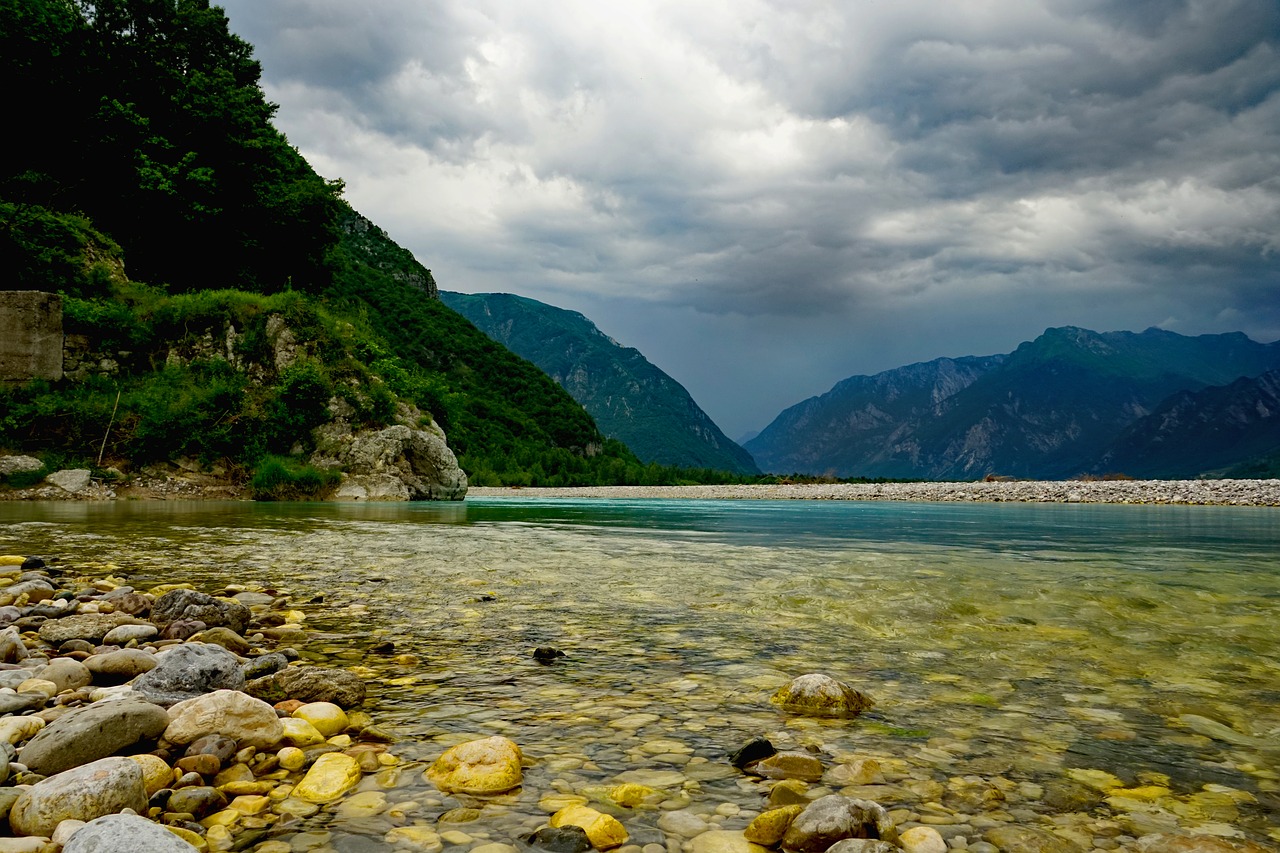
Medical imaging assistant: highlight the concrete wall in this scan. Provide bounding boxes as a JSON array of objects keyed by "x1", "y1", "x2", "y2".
[{"x1": 0, "y1": 291, "x2": 63, "y2": 382}]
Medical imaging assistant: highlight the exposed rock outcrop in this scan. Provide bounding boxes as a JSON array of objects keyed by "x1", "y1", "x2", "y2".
[{"x1": 312, "y1": 406, "x2": 467, "y2": 501}]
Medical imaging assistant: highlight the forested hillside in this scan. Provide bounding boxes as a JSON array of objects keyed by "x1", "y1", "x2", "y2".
[
  {"x1": 441, "y1": 292, "x2": 760, "y2": 475},
  {"x1": 0, "y1": 0, "x2": 721, "y2": 489}
]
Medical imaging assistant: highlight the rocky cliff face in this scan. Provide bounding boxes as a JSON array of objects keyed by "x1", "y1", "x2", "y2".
[
  {"x1": 441, "y1": 292, "x2": 758, "y2": 474},
  {"x1": 747, "y1": 327, "x2": 1280, "y2": 479},
  {"x1": 1096, "y1": 369, "x2": 1280, "y2": 478},
  {"x1": 312, "y1": 405, "x2": 467, "y2": 501}
]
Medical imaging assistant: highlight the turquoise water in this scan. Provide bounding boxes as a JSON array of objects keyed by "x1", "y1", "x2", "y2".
[{"x1": 2, "y1": 498, "x2": 1278, "y2": 848}]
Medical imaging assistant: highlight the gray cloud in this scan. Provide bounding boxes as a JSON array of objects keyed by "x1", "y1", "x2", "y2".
[{"x1": 221, "y1": 0, "x2": 1280, "y2": 437}]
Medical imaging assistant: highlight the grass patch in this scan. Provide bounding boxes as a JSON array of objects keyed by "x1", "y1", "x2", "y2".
[{"x1": 249, "y1": 456, "x2": 340, "y2": 501}]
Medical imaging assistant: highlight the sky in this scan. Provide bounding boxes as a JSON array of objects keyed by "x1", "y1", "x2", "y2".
[{"x1": 219, "y1": 0, "x2": 1280, "y2": 440}]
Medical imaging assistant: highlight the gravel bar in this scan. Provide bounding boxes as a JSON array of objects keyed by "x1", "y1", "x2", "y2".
[{"x1": 466, "y1": 479, "x2": 1280, "y2": 506}]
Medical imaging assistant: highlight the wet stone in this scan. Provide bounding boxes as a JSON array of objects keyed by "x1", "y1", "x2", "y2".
[{"x1": 528, "y1": 825, "x2": 593, "y2": 853}]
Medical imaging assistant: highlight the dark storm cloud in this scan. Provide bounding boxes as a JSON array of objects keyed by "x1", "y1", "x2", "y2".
[{"x1": 219, "y1": 0, "x2": 1280, "y2": 435}]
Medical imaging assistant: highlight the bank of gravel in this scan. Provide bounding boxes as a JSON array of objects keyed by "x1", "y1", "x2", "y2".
[{"x1": 466, "y1": 479, "x2": 1280, "y2": 506}]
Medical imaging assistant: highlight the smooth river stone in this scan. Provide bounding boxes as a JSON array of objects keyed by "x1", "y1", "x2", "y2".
[
  {"x1": 62, "y1": 812, "x2": 199, "y2": 853},
  {"x1": 426, "y1": 736, "x2": 523, "y2": 794},
  {"x1": 164, "y1": 689, "x2": 284, "y2": 749},
  {"x1": 85, "y1": 649, "x2": 158, "y2": 683},
  {"x1": 751, "y1": 751, "x2": 825, "y2": 782},
  {"x1": 899, "y1": 827, "x2": 947, "y2": 853},
  {"x1": 101, "y1": 624, "x2": 159, "y2": 645},
  {"x1": 37, "y1": 613, "x2": 145, "y2": 645},
  {"x1": 744, "y1": 805, "x2": 806, "y2": 845},
  {"x1": 36, "y1": 657, "x2": 92, "y2": 693},
  {"x1": 690, "y1": 831, "x2": 770, "y2": 853},
  {"x1": 1134, "y1": 835, "x2": 1277, "y2": 853},
  {"x1": 782, "y1": 795, "x2": 898, "y2": 853},
  {"x1": 18, "y1": 696, "x2": 170, "y2": 775},
  {"x1": 280, "y1": 717, "x2": 326, "y2": 746},
  {"x1": 983, "y1": 827, "x2": 1087, "y2": 853},
  {"x1": 132, "y1": 643, "x2": 245, "y2": 706},
  {"x1": 293, "y1": 752, "x2": 363, "y2": 803},
  {"x1": 770, "y1": 674, "x2": 874, "y2": 717},
  {"x1": 549, "y1": 805, "x2": 628, "y2": 850},
  {"x1": 9, "y1": 756, "x2": 147, "y2": 837},
  {"x1": 293, "y1": 701, "x2": 349, "y2": 737}
]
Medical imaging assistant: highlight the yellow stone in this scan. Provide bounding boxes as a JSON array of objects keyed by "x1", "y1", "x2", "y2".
[
  {"x1": 1066, "y1": 768, "x2": 1124, "y2": 791},
  {"x1": 293, "y1": 752, "x2": 363, "y2": 803},
  {"x1": 0, "y1": 715, "x2": 43, "y2": 744},
  {"x1": 550, "y1": 805, "x2": 629, "y2": 850},
  {"x1": 378, "y1": 752, "x2": 400, "y2": 766},
  {"x1": 252, "y1": 843, "x2": 291, "y2": 853},
  {"x1": 219, "y1": 781, "x2": 275, "y2": 796},
  {"x1": 277, "y1": 746, "x2": 307, "y2": 771},
  {"x1": 743, "y1": 805, "x2": 805, "y2": 845},
  {"x1": 690, "y1": 830, "x2": 771, "y2": 853},
  {"x1": 337, "y1": 790, "x2": 388, "y2": 818},
  {"x1": 608, "y1": 783, "x2": 660, "y2": 807},
  {"x1": 150, "y1": 583, "x2": 194, "y2": 595},
  {"x1": 385, "y1": 826, "x2": 443, "y2": 852},
  {"x1": 294, "y1": 701, "x2": 349, "y2": 737},
  {"x1": 213, "y1": 763, "x2": 254, "y2": 787},
  {"x1": 165, "y1": 826, "x2": 209, "y2": 851},
  {"x1": 228, "y1": 795, "x2": 271, "y2": 815},
  {"x1": 425, "y1": 736, "x2": 523, "y2": 794},
  {"x1": 541, "y1": 793, "x2": 589, "y2": 812},
  {"x1": 132, "y1": 754, "x2": 176, "y2": 796},
  {"x1": 200, "y1": 809, "x2": 242, "y2": 829},
  {"x1": 280, "y1": 717, "x2": 326, "y2": 746},
  {"x1": 205, "y1": 823, "x2": 234, "y2": 853},
  {"x1": 328, "y1": 734, "x2": 353, "y2": 748},
  {"x1": 16, "y1": 679, "x2": 57, "y2": 698},
  {"x1": 1111, "y1": 786, "x2": 1173, "y2": 802},
  {"x1": 0, "y1": 556, "x2": 27, "y2": 565}
]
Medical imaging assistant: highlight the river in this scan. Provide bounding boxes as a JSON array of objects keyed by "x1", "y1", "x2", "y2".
[{"x1": 2, "y1": 498, "x2": 1277, "y2": 850}]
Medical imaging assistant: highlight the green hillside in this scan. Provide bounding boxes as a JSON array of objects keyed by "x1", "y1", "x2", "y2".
[
  {"x1": 441, "y1": 292, "x2": 760, "y2": 474},
  {"x1": 0, "y1": 0, "x2": 701, "y2": 489}
]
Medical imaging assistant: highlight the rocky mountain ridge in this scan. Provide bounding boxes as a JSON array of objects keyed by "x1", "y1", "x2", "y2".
[{"x1": 746, "y1": 327, "x2": 1280, "y2": 479}]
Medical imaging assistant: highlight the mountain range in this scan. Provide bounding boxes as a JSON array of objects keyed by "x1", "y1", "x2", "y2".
[
  {"x1": 744, "y1": 327, "x2": 1280, "y2": 479},
  {"x1": 441, "y1": 292, "x2": 759, "y2": 474}
]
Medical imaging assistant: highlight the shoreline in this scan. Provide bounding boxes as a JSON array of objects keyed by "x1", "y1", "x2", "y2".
[{"x1": 467, "y1": 479, "x2": 1280, "y2": 506}]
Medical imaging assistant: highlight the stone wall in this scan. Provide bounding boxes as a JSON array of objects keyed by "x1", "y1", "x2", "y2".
[{"x1": 0, "y1": 292, "x2": 62, "y2": 382}]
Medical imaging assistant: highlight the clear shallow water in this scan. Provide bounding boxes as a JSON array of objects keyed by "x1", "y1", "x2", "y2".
[{"x1": 2, "y1": 498, "x2": 1279, "y2": 848}]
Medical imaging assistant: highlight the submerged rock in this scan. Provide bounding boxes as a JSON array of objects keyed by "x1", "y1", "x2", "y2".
[
  {"x1": 426, "y1": 736, "x2": 523, "y2": 794},
  {"x1": 781, "y1": 795, "x2": 897, "y2": 853},
  {"x1": 771, "y1": 674, "x2": 873, "y2": 717}
]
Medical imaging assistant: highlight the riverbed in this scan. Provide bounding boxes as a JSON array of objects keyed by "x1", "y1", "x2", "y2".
[{"x1": 2, "y1": 498, "x2": 1277, "y2": 851}]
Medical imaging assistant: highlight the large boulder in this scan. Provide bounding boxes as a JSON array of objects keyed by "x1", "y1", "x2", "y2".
[
  {"x1": 63, "y1": 812, "x2": 199, "y2": 852},
  {"x1": 150, "y1": 589, "x2": 250, "y2": 634},
  {"x1": 781, "y1": 795, "x2": 896, "y2": 853},
  {"x1": 315, "y1": 422, "x2": 467, "y2": 501},
  {"x1": 131, "y1": 643, "x2": 245, "y2": 706},
  {"x1": 9, "y1": 756, "x2": 148, "y2": 837},
  {"x1": 163, "y1": 689, "x2": 283, "y2": 750},
  {"x1": 426, "y1": 736, "x2": 523, "y2": 794},
  {"x1": 19, "y1": 697, "x2": 170, "y2": 775},
  {"x1": 771, "y1": 674, "x2": 873, "y2": 718},
  {"x1": 246, "y1": 665, "x2": 366, "y2": 708}
]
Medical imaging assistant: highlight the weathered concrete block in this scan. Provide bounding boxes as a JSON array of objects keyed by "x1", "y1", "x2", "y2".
[{"x1": 0, "y1": 292, "x2": 62, "y2": 382}]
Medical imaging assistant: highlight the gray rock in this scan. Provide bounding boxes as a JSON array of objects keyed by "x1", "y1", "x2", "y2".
[
  {"x1": 0, "y1": 787, "x2": 20, "y2": 821},
  {"x1": 165, "y1": 785, "x2": 227, "y2": 819},
  {"x1": 0, "y1": 667, "x2": 35, "y2": 689},
  {"x1": 150, "y1": 589, "x2": 250, "y2": 635},
  {"x1": 3, "y1": 579, "x2": 55, "y2": 603},
  {"x1": 241, "y1": 652, "x2": 289, "y2": 680},
  {"x1": 0, "y1": 625, "x2": 29, "y2": 663},
  {"x1": 45, "y1": 468, "x2": 93, "y2": 494},
  {"x1": 63, "y1": 812, "x2": 199, "y2": 852},
  {"x1": 86, "y1": 648, "x2": 159, "y2": 683},
  {"x1": 0, "y1": 692, "x2": 51, "y2": 715},
  {"x1": 250, "y1": 665, "x2": 365, "y2": 708},
  {"x1": 782, "y1": 795, "x2": 897, "y2": 853},
  {"x1": 0, "y1": 455, "x2": 43, "y2": 477},
  {"x1": 317, "y1": 423, "x2": 467, "y2": 501},
  {"x1": 19, "y1": 696, "x2": 170, "y2": 776},
  {"x1": 38, "y1": 613, "x2": 147, "y2": 645},
  {"x1": 771, "y1": 674, "x2": 874, "y2": 717},
  {"x1": 9, "y1": 756, "x2": 148, "y2": 837},
  {"x1": 131, "y1": 643, "x2": 245, "y2": 706}
]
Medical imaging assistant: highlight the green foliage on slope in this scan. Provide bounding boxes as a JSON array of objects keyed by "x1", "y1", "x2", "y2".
[{"x1": 441, "y1": 291, "x2": 760, "y2": 475}]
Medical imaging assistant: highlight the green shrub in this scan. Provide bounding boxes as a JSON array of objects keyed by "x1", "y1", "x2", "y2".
[{"x1": 249, "y1": 456, "x2": 340, "y2": 501}]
